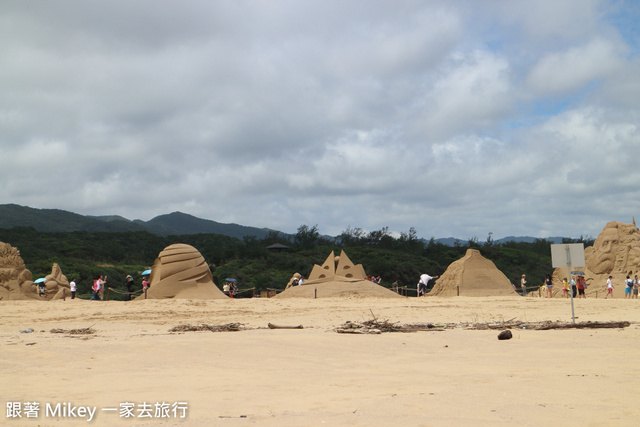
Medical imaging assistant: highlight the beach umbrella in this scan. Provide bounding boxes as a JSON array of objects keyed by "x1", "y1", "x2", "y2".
[
  {"x1": 225, "y1": 278, "x2": 237, "y2": 282},
  {"x1": 34, "y1": 278, "x2": 46, "y2": 284},
  {"x1": 571, "y1": 270, "x2": 585, "y2": 275},
  {"x1": 141, "y1": 269, "x2": 152, "y2": 276}
]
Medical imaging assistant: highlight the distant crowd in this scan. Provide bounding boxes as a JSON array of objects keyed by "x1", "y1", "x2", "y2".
[{"x1": 520, "y1": 272, "x2": 639, "y2": 299}]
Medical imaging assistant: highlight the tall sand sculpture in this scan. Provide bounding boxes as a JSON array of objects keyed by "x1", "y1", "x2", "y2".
[
  {"x1": 553, "y1": 220, "x2": 640, "y2": 298},
  {"x1": 136, "y1": 243, "x2": 227, "y2": 299},
  {"x1": 428, "y1": 249, "x2": 515, "y2": 297},
  {"x1": 275, "y1": 250, "x2": 402, "y2": 298}
]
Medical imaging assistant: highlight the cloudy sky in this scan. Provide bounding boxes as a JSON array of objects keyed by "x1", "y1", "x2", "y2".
[{"x1": 1, "y1": 1, "x2": 639, "y2": 240}]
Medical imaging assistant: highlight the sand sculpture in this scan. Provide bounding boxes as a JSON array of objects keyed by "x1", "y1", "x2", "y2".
[
  {"x1": 428, "y1": 249, "x2": 515, "y2": 297},
  {"x1": 0, "y1": 241, "x2": 36, "y2": 300},
  {"x1": 136, "y1": 243, "x2": 227, "y2": 299},
  {"x1": 553, "y1": 220, "x2": 640, "y2": 298},
  {"x1": 275, "y1": 250, "x2": 402, "y2": 298},
  {"x1": 44, "y1": 263, "x2": 72, "y2": 300},
  {"x1": 0, "y1": 241, "x2": 71, "y2": 300}
]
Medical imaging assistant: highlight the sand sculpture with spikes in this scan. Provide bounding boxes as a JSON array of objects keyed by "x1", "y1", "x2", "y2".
[
  {"x1": 275, "y1": 250, "x2": 402, "y2": 298},
  {"x1": 136, "y1": 243, "x2": 227, "y2": 299},
  {"x1": 428, "y1": 249, "x2": 515, "y2": 297}
]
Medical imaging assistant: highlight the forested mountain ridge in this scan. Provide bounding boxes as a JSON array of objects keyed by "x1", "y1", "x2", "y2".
[{"x1": 0, "y1": 204, "x2": 278, "y2": 239}]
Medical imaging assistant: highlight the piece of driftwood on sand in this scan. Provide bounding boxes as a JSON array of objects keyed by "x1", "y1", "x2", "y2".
[
  {"x1": 267, "y1": 323, "x2": 304, "y2": 329},
  {"x1": 169, "y1": 323, "x2": 242, "y2": 333},
  {"x1": 49, "y1": 327, "x2": 96, "y2": 335},
  {"x1": 335, "y1": 317, "x2": 631, "y2": 334},
  {"x1": 335, "y1": 319, "x2": 446, "y2": 334}
]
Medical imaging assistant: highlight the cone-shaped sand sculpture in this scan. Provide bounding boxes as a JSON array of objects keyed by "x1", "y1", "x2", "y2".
[
  {"x1": 136, "y1": 243, "x2": 227, "y2": 299},
  {"x1": 428, "y1": 249, "x2": 515, "y2": 297},
  {"x1": 553, "y1": 220, "x2": 640, "y2": 298},
  {"x1": 275, "y1": 250, "x2": 402, "y2": 298}
]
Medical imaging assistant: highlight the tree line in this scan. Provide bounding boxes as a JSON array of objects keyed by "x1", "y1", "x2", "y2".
[{"x1": 0, "y1": 225, "x2": 594, "y2": 299}]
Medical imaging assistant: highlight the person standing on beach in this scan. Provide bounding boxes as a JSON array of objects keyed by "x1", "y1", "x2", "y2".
[
  {"x1": 99, "y1": 275, "x2": 106, "y2": 300},
  {"x1": 223, "y1": 281, "x2": 231, "y2": 296},
  {"x1": 543, "y1": 274, "x2": 553, "y2": 298},
  {"x1": 417, "y1": 273, "x2": 438, "y2": 297},
  {"x1": 124, "y1": 275, "x2": 135, "y2": 301},
  {"x1": 562, "y1": 278, "x2": 569, "y2": 298},
  {"x1": 90, "y1": 276, "x2": 102, "y2": 300},
  {"x1": 577, "y1": 276, "x2": 586, "y2": 298},
  {"x1": 520, "y1": 274, "x2": 527, "y2": 296},
  {"x1": 38, "y1": 281, "x2": 46, "y2": 300},
  {"x1": 633, "y1": 275, "x2": 639, "y2": 299},
  {"x1": 624, "y1": 275, "x2": 633, "y2": 299},
  {"x1": 605, "y1": 276, "x2": 614, "y2": 299},
  {"x1": 69, "y1": 278, "x2": 77, "y2": 299}
]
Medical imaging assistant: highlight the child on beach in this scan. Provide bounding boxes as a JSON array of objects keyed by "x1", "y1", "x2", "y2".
[
  {"x1": 562, "y1": 278, "x2": 569, "y2": 298},
  {"x1": 605, "y1": 276, "x2": 614, "y2": 299}
]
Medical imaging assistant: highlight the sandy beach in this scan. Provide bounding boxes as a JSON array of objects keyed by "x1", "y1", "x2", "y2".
[{"x1": 2, "y1": 295, "x2": 640, "y2": 426}]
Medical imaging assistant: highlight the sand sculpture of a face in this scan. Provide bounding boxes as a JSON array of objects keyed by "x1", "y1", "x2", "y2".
[
  {"x1": 139, "y1": 243, "x2": 227, "y2": 299},
  {"x1": 585, "y1": 221, "x2": 640, "y2": 275}
]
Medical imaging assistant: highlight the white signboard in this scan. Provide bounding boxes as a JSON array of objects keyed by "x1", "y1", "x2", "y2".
[{"x1": 551, "y1": 243, "x2": 585, "y2": 268}]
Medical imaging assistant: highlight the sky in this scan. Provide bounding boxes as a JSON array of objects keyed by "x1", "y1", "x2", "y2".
[{"x1": 1, "y1": 0, "x2": 639, "y2": 241}]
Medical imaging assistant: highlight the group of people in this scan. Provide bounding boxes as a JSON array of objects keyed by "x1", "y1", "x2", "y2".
[
  {"x1": 367, "y1": 276, "x2": 382, "y2": 284},
  {"x1": 90, "y1": 275, "x2": 107, "y2": 300},
  {"x1": 534, "y1": 272, "x2": 640, "y2": 299},
  {"x1": 541, "y1": 274, "x2": 588, "y2": 299},
  {"x1": 86, "y1": 273, "x2": 149, "y2": 301},
  {"x1": 223, "y1": 280, "x2": 239, "y2": 297},
  {"x1": 614, "y1": 273, "x2": 640, "y2": 299}
]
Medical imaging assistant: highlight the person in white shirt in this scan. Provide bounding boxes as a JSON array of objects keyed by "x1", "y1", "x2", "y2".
[
  {"x1": 605, "y1": 276, "x2": 614, "y2": 299},
  {"x1": 69, "y1": 279, "x2": 77, "y2": 299},
  {"x1": 417, "y1": 273, "x2": 439, "y2": 297}
]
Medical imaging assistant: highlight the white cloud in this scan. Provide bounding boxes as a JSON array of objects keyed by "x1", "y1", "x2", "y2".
[
  {"x1": 0, "y1": 0, "x2": 639, "y2": 240},
  {"x1": 527, "y1": 38, "x2": 625, "y2": 95}
]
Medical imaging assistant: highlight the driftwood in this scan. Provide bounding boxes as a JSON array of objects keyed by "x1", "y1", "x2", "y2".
[
  {"x1": 335, "y1": 313, "x2": 632, "y2": 334},
  {"x1": 335, "y1": 318, "x2": 446, "y2": 334},
  {"x1": 50, "y1": 327, "x2": 95, "y2": 335},
  {"x1": 536, "y1": 321, "x2": 630, "y2": 330},
  {"x1": 169, "y1": 323, "x2": 241, "y2": 333},
  {"x1": 439, "y1": 320, "x2": 632, "y2": 331},
  {"x1": 268, "y1": 323, "x2": 303, "y2": 329}
]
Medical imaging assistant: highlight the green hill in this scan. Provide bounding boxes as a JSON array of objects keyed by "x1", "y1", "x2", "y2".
[{"x1": 0, "y1": 204, "x2": 283, "y2": 239}]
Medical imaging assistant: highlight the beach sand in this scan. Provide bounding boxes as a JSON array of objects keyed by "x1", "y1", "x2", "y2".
[{"x1": 1, "y1": 295, "x2": 639, "y2": 426}]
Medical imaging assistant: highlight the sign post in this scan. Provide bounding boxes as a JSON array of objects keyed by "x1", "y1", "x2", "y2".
[{"x1": 551, "y1": 243, "x2": 585, "y2": 324}]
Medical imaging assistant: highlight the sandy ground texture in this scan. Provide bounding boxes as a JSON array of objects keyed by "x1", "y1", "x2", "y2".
[{"x1": 2, "y1": 295, "x2": 640, "y2": 426}]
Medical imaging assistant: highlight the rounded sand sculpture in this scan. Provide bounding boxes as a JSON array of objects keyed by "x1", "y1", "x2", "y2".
[
  {"x1": 136, "y1": 243, "x2": 227, "y2": 299},
  {"x1": 428, "y1": 249, "x2": 515, "y2": 297},
  {"x1": 553, "y1": 220, "x2": 640, "y2": 298},
  {"x1": 275, "y1": 250, "x2": 402, "y2": 298}
]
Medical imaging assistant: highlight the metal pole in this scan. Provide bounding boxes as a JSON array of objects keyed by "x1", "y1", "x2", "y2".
[{"x1": 566, "y1": 246, "x2": 576, "y2": 324}]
